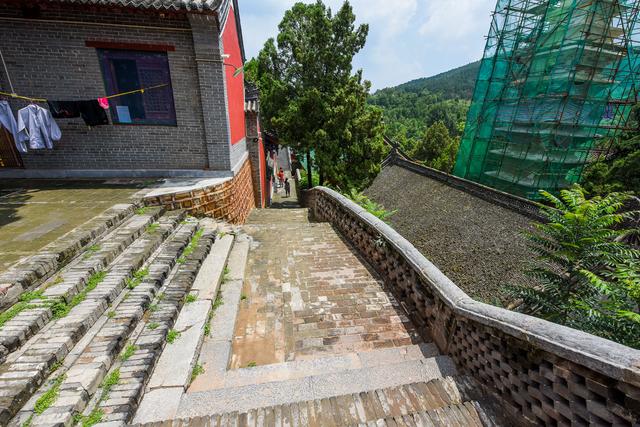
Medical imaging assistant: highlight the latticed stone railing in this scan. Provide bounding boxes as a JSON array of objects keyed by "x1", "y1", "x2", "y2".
[{"x1": 307, "y1": 187, "x2": 640, "y2": 426}]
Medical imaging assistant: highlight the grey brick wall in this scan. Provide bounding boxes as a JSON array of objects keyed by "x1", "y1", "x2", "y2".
[{"x1": 0, "y1": 4, "x2": 234, "y2": 172}]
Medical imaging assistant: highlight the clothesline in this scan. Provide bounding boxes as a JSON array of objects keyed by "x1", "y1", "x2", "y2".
[{"x1": 0, "y1": 83, "x2": 169, "y2": 104}]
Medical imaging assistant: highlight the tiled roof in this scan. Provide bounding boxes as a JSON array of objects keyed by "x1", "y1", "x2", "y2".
[{"x1": 46, "y1": 0, "x2": 222, "y2": 12}]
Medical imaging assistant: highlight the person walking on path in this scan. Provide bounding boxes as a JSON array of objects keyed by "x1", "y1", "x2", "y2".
[
  {"x1": 278, "y1": 168, "x2": 285, "y2": 188},
  {"x1": 284, "y1": 178, "x2": 291, "y2": 197}
]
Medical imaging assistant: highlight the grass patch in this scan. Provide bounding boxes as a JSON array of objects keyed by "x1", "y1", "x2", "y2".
[
  {"x1": 50, "y1": 361, "x2": 63, "y2": 373},
  {"x1": 21, "y1": 414, "x2": 33, "y2": 427},
  {"x1": 177, "y1": 229, "x2": 204, "y2": 264},
  {"x1": 190, "y1": 363, "x2": 205, "y2": 384},
  {"x1": 126, "y1": 268, "x2": 149, "y2": 290},
  {"x1": 34, "y1": 374, "x2": 65, "y2": 414},
  {"x1": 120, "y1": 345, "x2": 137, "y2": 362},
  {"x1": 246, "y1": 361, "x2": 257, "y2": 368},
  {"x1": 135, "y1": 207, "x2": 148, "y2": 215},
  {"x1": 149, "y1": 303, "x2": 158, "y2": 312},
  {"x1": 157, "y1": 292, "x2": 165, "y2": 301},
  {"x1": 240, "y1": 294, "x2": 247, "y2": 301},
  {"x1": 78, "y1": 408, "x2": 104, "y2": 427},
  {"x1": 20, "y1": 290, "x2": 44, "y2": 302},
  {"x1": 146, "y1": 223, "x2": 160, "y2": 234},
  {"x1": 100, "y1": 369, "x2": 120, "y2": 400},
  {"x1": 222, "y1": 266, "x2": 230, "y2": 283},
  {"x1": 166, "y1": 329, "x2": 180, "y2": 344},
  {"x1": 0, "y1": 302, "x2": 35, "y2": 328},
  {"x1": 52, "y1": 271, "x2": 106, "y2": 319},
  {"x1": 107, "y1": 311, "x2": 116, "y2": 319},
  {"x1": 204, "y1": 295, "x2": 224, "y2": 337},
  {"x1": 83, "y1": 244, "x2": 101, "y2": 259},
  {"x1": 148, "y1": 322, "x2": 159, "y2": 330},
  {"x1": 185, "y1": 294, "x2": 197, "y2": 304}
]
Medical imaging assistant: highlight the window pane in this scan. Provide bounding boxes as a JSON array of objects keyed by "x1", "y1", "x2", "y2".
[{"x1": 97, "y1": 49, "x2": 177, "y2": 125}]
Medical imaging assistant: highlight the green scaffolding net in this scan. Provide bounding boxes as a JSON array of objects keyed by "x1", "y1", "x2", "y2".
[{"x1": 454, "y1": 0, "x2": 640, "y2": 199}]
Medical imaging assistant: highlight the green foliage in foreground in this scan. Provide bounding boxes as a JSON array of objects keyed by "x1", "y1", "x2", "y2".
[
  {"x1": 348, "y1": 190, "x2": 396, "y2": 223},
  {"x1": 507, "y1": 186, "x2": 640, "y2": 348}
]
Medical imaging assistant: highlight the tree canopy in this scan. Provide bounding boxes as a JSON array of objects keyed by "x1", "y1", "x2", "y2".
[{"x1": 248, "y1": 1, "x2": 385, "y2": 190}]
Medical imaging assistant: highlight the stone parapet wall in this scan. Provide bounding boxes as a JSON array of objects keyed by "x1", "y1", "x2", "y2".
[
  {"x1": 307, "y1": 187, "x2": 640, "y2": 426},
  {"x1": 145, "y1": 157, "x2": 255, "y2": 224}
]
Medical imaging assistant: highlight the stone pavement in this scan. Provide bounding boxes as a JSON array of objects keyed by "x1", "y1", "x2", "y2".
[
  {"x1": 0, "y1": 180, "x2": 145, "y2": 273},
  {"x1": 231, "y1": 210, "x2": 421, "y2": 368}
]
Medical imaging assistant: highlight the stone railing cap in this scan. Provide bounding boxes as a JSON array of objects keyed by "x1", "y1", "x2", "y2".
[{"x1": 314, "y1": 186, "x2": 640, "y2": 386}]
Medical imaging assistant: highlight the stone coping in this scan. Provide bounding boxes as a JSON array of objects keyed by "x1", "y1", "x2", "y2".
[
  {"x1": 311, "y1": 186, "x2": 640, "y2": 386},
  {"x1": 143, "y1": 177, "x2": 233, "y2": 198}
]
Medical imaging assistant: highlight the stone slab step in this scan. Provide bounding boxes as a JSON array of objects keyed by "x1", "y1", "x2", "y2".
[
  {"x1": 0, "y1": 212, "x2": 184, "y2": 425},
  {"x1": 132, "y1": 232, "x2": 240, "y2": 424},
  {"x1": 0, "y1": 203, "x2": 138, "y2": 312},
  {"x1": 133, "y1": 377, "x2": 491, "y2": 427},
  {"x1": 85, "y1": 222, "x2": 218, "y2": 425},
  {"x1": 0, "y1": 208, "x2": 163, "y2": 358},
  {"x1": 246, "y1": 208, "x2": 310, "y2": 224},
  {"x1": 16, "y1": 221, "x2": 201, "y2": 427},
  {"x1": 175, "y1": 355, "x2": 457, "y2": 420}
]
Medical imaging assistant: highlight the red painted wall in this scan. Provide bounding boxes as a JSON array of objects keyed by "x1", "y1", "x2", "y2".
[
  {"x1": 222, "y1": 6, "x2": 246, "y2": 145},
  {"x1": 259, "y1": 136, "x2": 267, "y2": 207}
]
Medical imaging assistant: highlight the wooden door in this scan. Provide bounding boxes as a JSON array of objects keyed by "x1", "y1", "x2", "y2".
[{"x1": 0, "y1": 127, "x2": 23, "y2": 168}]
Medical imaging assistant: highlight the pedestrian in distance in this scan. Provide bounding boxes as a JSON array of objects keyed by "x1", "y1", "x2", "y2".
[{"x1": 284, "y1": 178, "x2": 291, "y2": 197}]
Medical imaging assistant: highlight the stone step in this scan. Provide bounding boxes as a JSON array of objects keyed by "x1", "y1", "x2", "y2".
[
  {"x1": 0, "y1": 207, "x2": 164, "y2": 360},
  {"x1": 246, "y1": 208, "x2": 310, "y2": 224},
  {"x1": 0, "y1": 212, "x2": 186, "y2": 425},
  {"x1": 0, "y1": 203, "x2": 139, "y2": 313},
  {"x1": 77, "y1": 222, "x2": 219, "y2": 425},
  {"x1": 13, "y1": 219, "x2": 208, "y2": 427},
  {"x1": 174, "y1": 355, "x2": 458, "y2": 420},
  {"x1": 132, "y1": 232, "x2": 243, "y2": 424},
  {"x1": 132, "y1": 377, "x2": 491, "y2": 427}
]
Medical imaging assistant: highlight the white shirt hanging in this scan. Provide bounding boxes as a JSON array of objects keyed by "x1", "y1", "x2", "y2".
[{"x1": 16, "y1": 104, "x2": 61, "y2": 151}]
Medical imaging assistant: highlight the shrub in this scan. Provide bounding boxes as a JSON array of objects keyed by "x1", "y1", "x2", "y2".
[{"x1": 507, "y1": 186, "x2": 640, "y2": 348}]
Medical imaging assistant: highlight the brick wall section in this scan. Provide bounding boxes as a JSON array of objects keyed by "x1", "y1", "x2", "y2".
[
  {"x1": 145, "y1": 157, "x2": 255, "y2": 224},
  {"x1": 307, "y1": 187, "x2": 640, "y2": 427},
  {"x1": 245, "y1": 111, "x2": 264, "y2": 207},
  {"x1": 0, "y1": 4, "x2": 238, "y2": 171}
]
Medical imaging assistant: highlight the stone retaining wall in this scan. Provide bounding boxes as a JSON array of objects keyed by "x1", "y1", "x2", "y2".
[
  {"x1": 145, "y1": 158, "x2": 255, "y2": 224},
  {"x1": 307, "y1": 187, "x2": 640, "y2": 426}
]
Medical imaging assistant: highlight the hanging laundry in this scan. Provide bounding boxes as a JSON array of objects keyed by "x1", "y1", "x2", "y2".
[
  {"x1": 97, "y1": 97, "x2": 109, "y2": 110},
  {"x1": 78, "y1": 100, "x2": 109, "y2": 126},
  {"x1": 17, "y1": 104, "x2": 61, "y2": 151},
  {"x1": 47, "y1": 101, "x2": 80, "y2": 119},
  {"x1": 0, "y1": 100, "x2": 20, "y2": 150}
]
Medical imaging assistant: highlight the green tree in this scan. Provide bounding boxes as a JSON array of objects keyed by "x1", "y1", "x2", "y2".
[
  {"x1": 411, "y1": 121, "x2": 460, "y2": 173},
  {"x1": 581, "y1": 104, "x2": 640, "y2": 196},
  {"x1": 507, "y1": 186, "x2": 640, "y2": 348},
  {"x1": 250, "y1": 1, "x2": 385, "y2": 190}
]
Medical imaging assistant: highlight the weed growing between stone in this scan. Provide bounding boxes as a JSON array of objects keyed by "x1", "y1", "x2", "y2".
[
  {"x1": 52, "y1": 271, "x2": 107, "y2": 319},
  {"x1": 204, "y1": 294, "x2": 224, "y2": 336},
  {"x1": 135, "y1": 207, "x2": 148, "y2": 215},
  {"x1": 148, "y1": 322, "x2": 160, "y2": 330},
  {"x1": 190, "y1": 363, "x2": 205, "y2": 383},
  {"x1": 166, "y1": 329, "x2": 180, "y2": 344},
  {"x1": 83, "y1": 244, "x2": 101, "y2": 259},
  {"x1": 146, "y1": 223, "x2": 160, "y2": 234},
  {"x1": 185, "y1": 294, "x2": 197, "y2": 304},
  {"x1": 34, "y1": 374, "x2": 66, "y2": 414},
  {"x1": 126, "y1": 268, "x2": 149, "y2": 290},
  {"x1": 120, "y1": 344, "x2": 137, "y2": 362},
  {"x1": 0, "y1": 291, "x2": 46, "y2": 328},
  {"x1": 178, "y1": 229, "x2": 204, "y2": 264},
  {"x1": 75, "y1": 369, "x2": 120, "y2": 426}
]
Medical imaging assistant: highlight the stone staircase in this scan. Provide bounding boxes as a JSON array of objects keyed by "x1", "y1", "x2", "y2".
[
  {"x1": 131, "y1": 208, "x2": 501, "y2": 427},
  {"x1": 0, "y1": 204, "x2": 239, "y2": 427},
  {"x1": 0, "y1": 204, "x2": 501, "y2": 426}
]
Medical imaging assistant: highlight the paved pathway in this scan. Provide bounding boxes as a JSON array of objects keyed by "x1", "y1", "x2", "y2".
[
  {"x1": 230, "y1": 205, "x2": 420, "y2": 369},
  {"x1": 0, "y1": 179, "x2": 144, "y2": 273}
]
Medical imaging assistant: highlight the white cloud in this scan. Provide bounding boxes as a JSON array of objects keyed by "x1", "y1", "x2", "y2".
[
  {"x1": 238, "y1": 0, "x2": 494, "y2": 89},
  {"x1": 419, "y1": 0, "x2": 495, "y2": 42}
]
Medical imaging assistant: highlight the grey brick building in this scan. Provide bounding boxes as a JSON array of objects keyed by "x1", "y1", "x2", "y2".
[{"x1": 0, "y1": 0, "x2": 251, "y2": 179}]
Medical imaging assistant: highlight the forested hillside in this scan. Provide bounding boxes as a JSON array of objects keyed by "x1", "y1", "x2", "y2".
[{"x1": 369, "y1": 61, "x2": 480, "y2": 172}]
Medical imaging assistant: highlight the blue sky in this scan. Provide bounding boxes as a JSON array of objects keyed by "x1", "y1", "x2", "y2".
[{"x1": 237, "y1": 0, "x2": 497, "y2": 91}]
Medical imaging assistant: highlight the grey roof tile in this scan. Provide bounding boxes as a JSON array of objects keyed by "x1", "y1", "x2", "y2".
[{"x1": 45, "y1": 0, "x2": 222, "y2": 12}]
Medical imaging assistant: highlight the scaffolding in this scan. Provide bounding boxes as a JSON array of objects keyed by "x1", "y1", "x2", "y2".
[{"x1": 453, "y1": 0, "x2": 640, "y2": 199}]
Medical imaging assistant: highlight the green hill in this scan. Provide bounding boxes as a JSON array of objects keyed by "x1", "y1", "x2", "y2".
[
  {"x1": 369, "y1": 61, "x2": 480, "y2": 158},
  {"x1": 392, "y1": 61, "x2": 480, "y2": 100}
]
